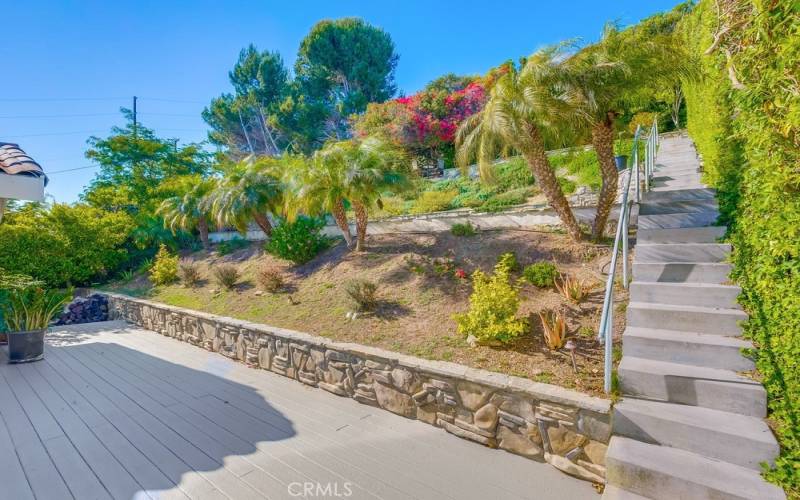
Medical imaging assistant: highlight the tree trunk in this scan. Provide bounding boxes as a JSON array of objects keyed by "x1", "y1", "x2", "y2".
[
  {"x1": 331, "y1": 198, "x2": 353, "y2": 248},
  {"x1": 352, "y1": 200, "x2": 369, "y2": 252},
  {"x1": 252, "y1": 211, "x2": 273, "y2": 237},
  {"x1": 198, "y1": 217, "x2": 210, "y2": 250},
  {"x1": 671, "y1": 85, "x2": 683, "y2": 130},
  {"x1": 519, "y1": 126, "x2": 583, "y2": 241},
  {"x1": 591, "y1": 117, "x2": 619, "y2": 241},
  {"x1": 238, "y1": 109, "x2": 255, "y2": 154},
  {"x1": 0, "y1": 198, "x2": 6, "y2": 224}
]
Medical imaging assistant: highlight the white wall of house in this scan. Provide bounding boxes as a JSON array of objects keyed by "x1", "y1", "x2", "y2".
[{"x1": 0, "y1": 173, "x2": 45, "y2": 202}]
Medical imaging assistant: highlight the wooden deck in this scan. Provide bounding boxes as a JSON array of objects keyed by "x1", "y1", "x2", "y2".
[{"x1": 0, "y1": 321, "x2": 596, "y2": 500}]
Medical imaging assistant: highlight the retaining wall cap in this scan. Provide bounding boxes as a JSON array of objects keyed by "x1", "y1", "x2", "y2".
[{"x1": 101, "y1": 291, "x2": 610, "y2": 414}]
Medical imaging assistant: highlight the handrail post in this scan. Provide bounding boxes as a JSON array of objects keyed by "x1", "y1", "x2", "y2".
[
  {"x1": 634, "y1": 144, "x2": 640, "y2": 202},
  {"x1": 604, "y1": 297, "x2": 613, "y2": 393},
  {"x1": 622, "y1": 198, "x2": 629, "y2": 288}
]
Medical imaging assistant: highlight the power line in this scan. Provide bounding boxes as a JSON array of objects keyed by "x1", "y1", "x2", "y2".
[
  {"x1": 0, "y1": 113, "x2": 120, "y2": 119},
  {"x1": 138, "y1": 97, "x2": 207, "y2": 104},
  {"x1": 46, "y1": 165, "x2": 100, "y2": 175},
  {"x1": 139, "y1": 112, "x2": 200, "y2": 117},
  {"x1": 0, "y1": 97, "x2": 126, "y2": 102},
  {"x1": 3, "y1": 130, "x2": 106, "y2": 138}
]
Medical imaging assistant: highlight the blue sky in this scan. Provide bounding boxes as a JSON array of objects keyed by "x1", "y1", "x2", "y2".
[{"x1": 3, "y1": 0, "x2": 679, "y2": 202}]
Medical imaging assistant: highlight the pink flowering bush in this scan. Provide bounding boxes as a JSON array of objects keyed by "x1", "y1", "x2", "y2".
[{"x1": 355, "y1": 79, "x2": 488, "y2": 165}]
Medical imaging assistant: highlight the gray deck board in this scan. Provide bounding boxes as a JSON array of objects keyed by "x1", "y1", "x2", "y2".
[
  {"x1": 115, "y1": 332, "x2": 541, "y2": 499},
  {"x1": 1, "y1": 322, "x2": 597, "y2": 500},
  {"x1": 108, "y1": 334, "x2": 526, "y2": 500},
  {"x1": 0, "y1": 367, "x2": 74, "y2": 499},
  {"x1": 0, "y1": 406, "x2": 36, "y2": 500}
]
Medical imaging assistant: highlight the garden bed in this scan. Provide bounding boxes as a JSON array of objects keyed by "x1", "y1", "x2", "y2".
[{"x1": 106, "y1": 228, "x2": 626, "y2": 396}]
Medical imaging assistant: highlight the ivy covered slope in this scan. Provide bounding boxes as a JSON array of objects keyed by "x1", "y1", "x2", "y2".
[{"x1": 680, "y1": 1, "x2": 799, "y2": 495}]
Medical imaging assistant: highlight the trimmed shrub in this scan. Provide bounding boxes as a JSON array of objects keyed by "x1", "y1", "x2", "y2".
[
  {"x1": 497, "y1": 252, "x2": 519, "y2": 272},
  {"x1": 257, "y1": 264, "x2": 285, "y2": 293},
  {"x1": 266, "y1": 216, "x2": 329, "y2": 265},
  {"x1": 178, "y1": 260, "x2": 201, "y2": 287},
  {"x1": 494, "y1": 157, "x2": 534, "y2": 191},
  {"x1": 450, "y1": 222, "x2": 477, "y2": 237},
  {"x1": 410, "y1": 190, "x2": 457, "y2": 214},
  {"x1": 479, "y1": 187, "x2": 532, "y2": 212},
  {"x1": 212, "y1": 264, "x2": 240, "y2": 290},
  {"x1": 345, "y1": 279, "x2": 378, "y2": 311},
  {"x1": 523, "y1": 261, "x2": 559, "y2": 287},
  {"x1": 453, "y1": 257, "x2": 526, "y2": 344},
  {"x1": 216, "y1": 237, "x2": 250, "y2": 256},
  {"x1": 150, "y1": 245, "x2": 179, "y2": 285}
]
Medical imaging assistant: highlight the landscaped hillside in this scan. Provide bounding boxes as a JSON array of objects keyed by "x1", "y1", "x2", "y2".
[{"x1": 105, "y1": 228, "x2": 625, "y2": 396}]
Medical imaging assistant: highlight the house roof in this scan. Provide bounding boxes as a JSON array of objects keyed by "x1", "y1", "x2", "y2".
[{"x1": 0, "y1": 143, "x2": 48, "y2": 186}]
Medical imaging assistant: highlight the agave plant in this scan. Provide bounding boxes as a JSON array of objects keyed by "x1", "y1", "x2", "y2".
[
  {"x1": 554, "y1": 274, "x2": 590, "y2": 304},
  {"x1": 538, "y1": 309, "x2": 567, "y2": 350},
  {"x1": 0, "y1": 287, "x2": 71, "y2": 332}
]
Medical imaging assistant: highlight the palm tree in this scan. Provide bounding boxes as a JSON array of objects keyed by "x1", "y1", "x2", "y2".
[
  {"x1": 560, "y1": 26, "x2": 690, "y2": 240},
  {"x1": 157, "y1": 176, "x2": 216, "y2": 250},
  {"x1": 290, "y1": 137, "x2": 408, "y2": 251},
  {"x1": 289, "y1": 147, "x2": 355, "y2": 247},
  {"x1": 341, "y1": 137, "x2": 409, "y2": 251},
  {"x1": 456, "y1": 51, "x2": 584, "y2": 241},
  {"x1": 205, "y1": 157, "x2": 285, "y2": 238}
]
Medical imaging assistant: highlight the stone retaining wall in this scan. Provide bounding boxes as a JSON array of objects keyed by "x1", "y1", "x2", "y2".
[{"x1": 104, "y1": 293, "x2": 611, "y2": 483}]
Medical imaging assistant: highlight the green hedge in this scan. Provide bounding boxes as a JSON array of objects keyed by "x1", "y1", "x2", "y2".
[
  {"x1": 680, "y1": 1, "x2": 799, "y2": 495},
  {"x1": 0, "y1": 204, "x2": 134, "y2": 288}
]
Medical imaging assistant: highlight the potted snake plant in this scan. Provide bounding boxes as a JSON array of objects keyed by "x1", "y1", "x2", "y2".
[{"x1": 1, "y1": 286, "x2": 71, "y2": 363}]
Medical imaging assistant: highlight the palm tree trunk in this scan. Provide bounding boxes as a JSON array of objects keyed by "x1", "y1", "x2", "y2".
[
  {"x1": 252, "y1": 211, "x2": 273, "y2": 237},
  {"x1": 519, "y1": 127, "x2": 583, "y2": 241},
  {"x1": 198, "y1": 217, "x2": 210, "y2": 250},
  {"x1": 331, "y1": 198, "x2": 353, "y2": 248},
  {"x1": 591, "y1": 117, "x2": 618, "y2": 241},
  {"x1": 352, "y1": 200, "x2": 368, "y2": 252}
]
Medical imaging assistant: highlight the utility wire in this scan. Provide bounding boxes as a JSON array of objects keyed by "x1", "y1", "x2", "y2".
[
  {"x1": 46, "y1": 165, "x2": 100, "y2": 175},
  {"x1": 3, "y1": 130, "x2": 106, "y2": 138},
  {"x1": 138, "y1": 97, "x2": 207, "y2": 104},
  {"x1": 0, "y1": 113, "x2": 120, "y2": 119},
  {"x1": 0, "y1": 97, "x2": 126, "y2": 102}
]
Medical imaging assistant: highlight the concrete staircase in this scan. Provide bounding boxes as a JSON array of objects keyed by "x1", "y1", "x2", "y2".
[{"x1": 603, "y1": 135, "x2": 785, "y2": 499}]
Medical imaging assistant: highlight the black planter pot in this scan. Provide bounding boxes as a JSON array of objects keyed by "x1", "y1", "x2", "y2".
[
  {"x1": 6, "y1": 329, "x2": 46, "y2": 363},
  {"x1": 614, "y1": 155, "x2": 628, "y2": 171}
]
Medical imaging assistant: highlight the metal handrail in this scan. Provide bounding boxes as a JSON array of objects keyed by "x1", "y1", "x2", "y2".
[{"x1": 599, "y1": 119, "x2": 658, "y2": 393}]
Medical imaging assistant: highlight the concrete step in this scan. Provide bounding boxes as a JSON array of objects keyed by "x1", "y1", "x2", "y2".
[
  {"x1": 605, "y1": 437, "x2": 786, "y2": 500},
  {"x1": 632, "y1": 262, "x2": 732, "y2": 284},
  {"x1": 623, "y1": 326, "x2": 754, "y2": 371},
  {"x1": 636, "y1": 225, "x2": 726, "y2": 244},
  {"x1": 641, "y1": 187, "x2": 716, "y2": 204},
  {"x1": 635, "y1": 243, "x2": 730, "y2": 263},
  {"x1": 638, "y1": 198, "x2": 718, "y2": 216},
  {"x1": 652, "y1": 183, "x2": 707, "y2": 192},
  {"x1": 653, "y1": 174, "x2": 703, "y2": 185},
  {"x1": 652, "y1": 166, "x2": 701, "y2": 176},
  {"x1": 638, "y1": 211, "x2": 719, "y2": 229},
  {"x1": 627, "y1": 302, "x2": 746, "y2": 335},
  {"x1": 629, "y1": 282, "x2": 741, "y2": 309},
  {"x1": 613, "y1": 399, "x2": 778, "y2": 470},
  {"x1": 601, "y1": 485, "x2": 649, "y2": 500},
  {"x1": 618, "y1": 356, "x2": 766, "y2": 417}
]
